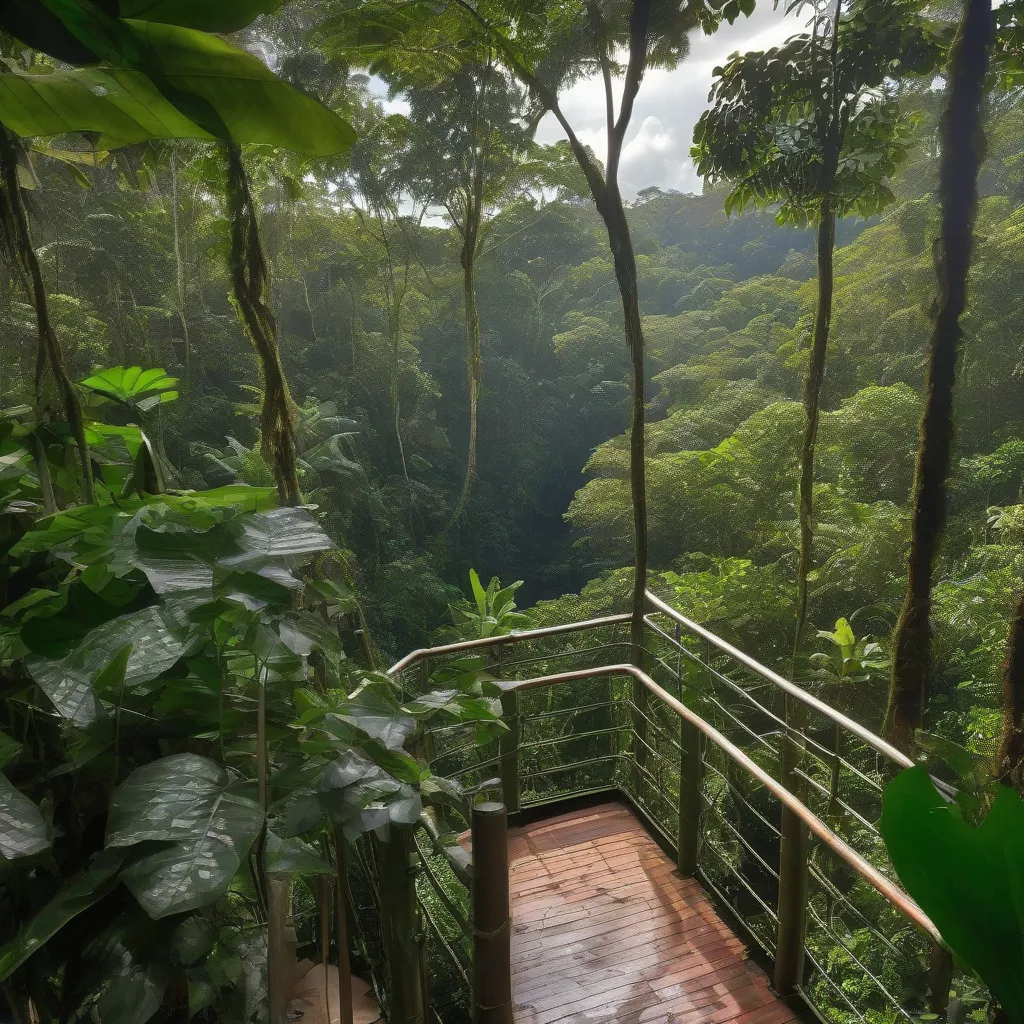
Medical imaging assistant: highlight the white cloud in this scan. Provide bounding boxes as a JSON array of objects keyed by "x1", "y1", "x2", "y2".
[{"x1": 536, "y1": 6, "x2": 797, "y2": 198}]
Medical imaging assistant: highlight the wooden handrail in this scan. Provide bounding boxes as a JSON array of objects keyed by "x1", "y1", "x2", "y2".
[
  {"x1": 500, "y1": 663, "x2": 943, "y2": 946},
  {"x1": 643, "y1": 591, "x2": 914, "y2": 771},
  {"x1": 387, "y1": 612, "x2": 632, "y2": 675}
]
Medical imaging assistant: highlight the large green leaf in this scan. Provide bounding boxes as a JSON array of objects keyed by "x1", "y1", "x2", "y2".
[
  {"x1": 0, "y1": 853, "x2": 124, "y2": 981},
  {"x1": 0, "y1": 22, "x2": 353, "y2": 155},
  {"x1": 264, "y1": 831, "x2": 333, "y2": 877},
  {"x1": 27, "y1": 606, "x2": 187, "y2": 727},
  {"x1": 118, "y1": 0, "x2": 280, "y2": 31},
  {"x1": 79, "y1": 366, "x2": 179, "y2": 411},
  {"x1": 0, "y1": 775, "x2": 49, "y2": 860},
  {"x1": 316, "y1": 748, "x2": 422, "y2": 839},
  {"x1": 106, "y1": 754, "x2": 263, "y2": 919},
  {"x1": 881, "y1": 767, "x2": 1024, "y2": 1022},
  {"x1": 224, "y1": 507, "x2": 334, "y2": 568},
  {"x1": 0, "y1": 68, "x2": 207, "y2": 147}
]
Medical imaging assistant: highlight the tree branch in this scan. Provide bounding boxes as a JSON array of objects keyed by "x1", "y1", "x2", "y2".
[
  {"x1": 586, "y1": 0, "x2": 617, "y2": 165},
  {"x1": 608, "y1": 0, "x2": 653, "y2": 186}
]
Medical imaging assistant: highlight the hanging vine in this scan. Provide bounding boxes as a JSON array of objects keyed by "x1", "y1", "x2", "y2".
[
  {"x1": 0, "y1": 127, "x2": 95, "y2": 505},
  {"x1": 223, "y1": 141, "x2": 302, "y2": 507}
]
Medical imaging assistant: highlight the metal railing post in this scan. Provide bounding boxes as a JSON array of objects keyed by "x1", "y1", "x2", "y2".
[
  {"x1": 677, "y1": 717, "x2": 702, "y2": 876},
  {"x1": 377, "y1": 825, "x2": 427, "y2": 1024},
  {"x1": 775, "y1": 694, "x2": 809, "y2": 995},
  {"x1": 499, "y1": 686, "x2": 520, "y2": 817},
  {"x1": 471, "y1": 802, "x2": 513, "y2": 1024}
]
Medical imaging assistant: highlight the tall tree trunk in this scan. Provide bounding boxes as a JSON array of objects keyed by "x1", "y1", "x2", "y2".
[
  {"x1": 494, "y1": 0, "x2": 651, "y2": 664},
  {"x1": 792, "y1": 200, "x2": 836, "y2": 672},
  {"x1": 884, "y1": 0, "x2": 991, "y2": 753},
  {"x1": 602, "y1": 194, "x2": 649, "y2": 670},
  {"x1": 998, "y1": 589, "x2": 1024, "y2": 791},
  {"x1": 223, "y1": 142, "x2": 302, "y2": 508},
  {"x1": 451, "y1": 213, "x2": 482, "y2": 526},
  {"x1": 0, "y1": 128, "x2": 94, "y2": 504},
  {"x1": 170, "y1": 151, "x2": 191, "y2": 382},
  {"x1": 390, "y1": 310, "x2": 410, "y2": 487}
]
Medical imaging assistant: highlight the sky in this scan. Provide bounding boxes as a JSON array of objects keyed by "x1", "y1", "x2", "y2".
[{"x1": 534, "y1": 5, "x2": 797, "y2": 198}]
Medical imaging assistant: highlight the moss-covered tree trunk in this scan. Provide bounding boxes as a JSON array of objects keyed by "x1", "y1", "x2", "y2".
[
  {"x1": 792, "y1": 199, "x2": 836, "y2": 671},
  {"x1": 598, "y1": 191, "x2": 648, "y2": 668},
  {"x1": 0, "y1": 127, "x2": 95, "y2": 505},
  {"x1": 998, "y1": 589, "x2": 1024, "y2": 791},
  {"x1": 223, "y1": 142, "x2": 301, "y2": 508},
  {"x1": 884, "y1": 0, "x2": 991, "y2": 753}
]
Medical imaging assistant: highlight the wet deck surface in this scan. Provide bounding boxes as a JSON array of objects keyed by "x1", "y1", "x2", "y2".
[{"x1": 508, "y1": 803, "x2": 801, "y2": 1024}]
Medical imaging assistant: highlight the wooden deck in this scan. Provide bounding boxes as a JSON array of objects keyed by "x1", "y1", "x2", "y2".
[{"x1": 508, "y1": 803, "x2": 801, "y2": 1024}]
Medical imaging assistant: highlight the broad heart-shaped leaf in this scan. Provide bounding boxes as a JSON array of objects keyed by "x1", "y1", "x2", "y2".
[
  {"x1": 94, "y1": 939, "x2": 170, "y2": 1024},
  {"x1": 221, "y1": 507, "x2": 334, "y2": 570},
  {"x1": 337, "y1": 682, "x2": 416, "y2": 750},
  {"x1": 107, "y1": 754, "x2": 263, "y2": 919},
  {"x1": 0, "y1": 775, "x2": 49, "y2": 859},
  {"x1": 881, "y1": 767, "x2": 1024, "y2": 1022},
  {"x1": 316, "y1": 748, "x2": 423, "y2": 839},
  {"x1": 0, "y1": 852, "x2": 124, "y2": 982},
  {"x1": 118, "y1": 0, "x2": 280, "y2": 31},
  {"x1": 27, "y1": 605, "x2": 187, "y2": 727}
]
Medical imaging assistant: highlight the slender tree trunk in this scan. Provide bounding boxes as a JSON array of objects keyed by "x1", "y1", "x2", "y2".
[
  {"x1": 0, "y1": 128, "x2": 94, "y2": 504},
  {"x1": 884, "y1": 0, "x2": 991, "y2": 752},
  {"x1": 223, "y1": 142, "x2": 302, "y2": 507},
  {"x1": 451, "y1": 218, "x2": 482, "y2": 525},
  {"x1": 998, "y1": 589, "x2": 1024, "y2": 791},
  {"x1": 170, "y1": 151, "x2": 191, "y2": 382},
  {"x1": 597, "y1": 189, "x2": 647, "y2": 668},
  {"x1": 390, "y1": 310, "x2": 410, "y2": 487},
  {"x1": 792, "y1": 200, "x2": 836, "y2": 672}
]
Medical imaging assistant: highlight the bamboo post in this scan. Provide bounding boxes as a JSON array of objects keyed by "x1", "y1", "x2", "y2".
[
  {"x1": 677, "y1": 718, "x2": 702, "y2": 877},
  {"x1": 499, "y1": 686, "x2": 520, "y2": 817},
  {"x1": 471, "y1": 802, "x2": 512, "y2": 1024},
  {"x1": 334, "y1": 831, "x2": 354, "y2": 1024},
  {"x1": 377, "y1": 825, "x2": 426, "y2": 1024},
  {"x1": 267, "y1": 876, "x2": 293, "y2": 1024},
  {"x1": 774, "y1": 695, "x2": 809, "y2": 995}
]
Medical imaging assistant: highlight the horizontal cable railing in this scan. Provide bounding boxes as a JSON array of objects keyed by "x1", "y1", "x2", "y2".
[{"x1": 375, "y1": 596, "x2": 960, "y2": 1024}]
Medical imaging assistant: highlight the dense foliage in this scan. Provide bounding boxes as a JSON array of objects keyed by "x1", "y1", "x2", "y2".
[{"x1": 2, "y1": 0, "x2": 1024, "y2": 1020}]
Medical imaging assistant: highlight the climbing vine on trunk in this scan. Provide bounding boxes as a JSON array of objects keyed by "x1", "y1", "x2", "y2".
[
  {"x1": 884, "y1": 0, "x2": 992, "y2": 752},
  {"x1": 0, "y1": 128, "x2": 95, "y2": 505},
  {"x1": 224, "y1": 142, "x2": 302, "y2": 508}
]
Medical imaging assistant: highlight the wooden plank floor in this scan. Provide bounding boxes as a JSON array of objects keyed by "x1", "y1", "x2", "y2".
[{"x1": 508, "y1": 803, "x2": 801, "y2": 1024}]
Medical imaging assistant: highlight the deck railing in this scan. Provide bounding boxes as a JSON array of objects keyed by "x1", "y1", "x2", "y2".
[{"x1": 358, "y1": 593, "x2": 960, "y2": 1024}]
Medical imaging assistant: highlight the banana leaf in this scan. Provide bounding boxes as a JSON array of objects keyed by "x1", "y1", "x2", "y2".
[{"x1": 881, "y1": 766, "x2": 1024, "y2": 1023}]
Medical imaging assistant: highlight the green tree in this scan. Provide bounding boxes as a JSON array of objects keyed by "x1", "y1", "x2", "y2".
[
  {"x1": 692, "y1": 0, "x2": 939, "y2": 669},
  {"x1": 399, "y1": 64, "x2": 536, "y2": 524}
]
